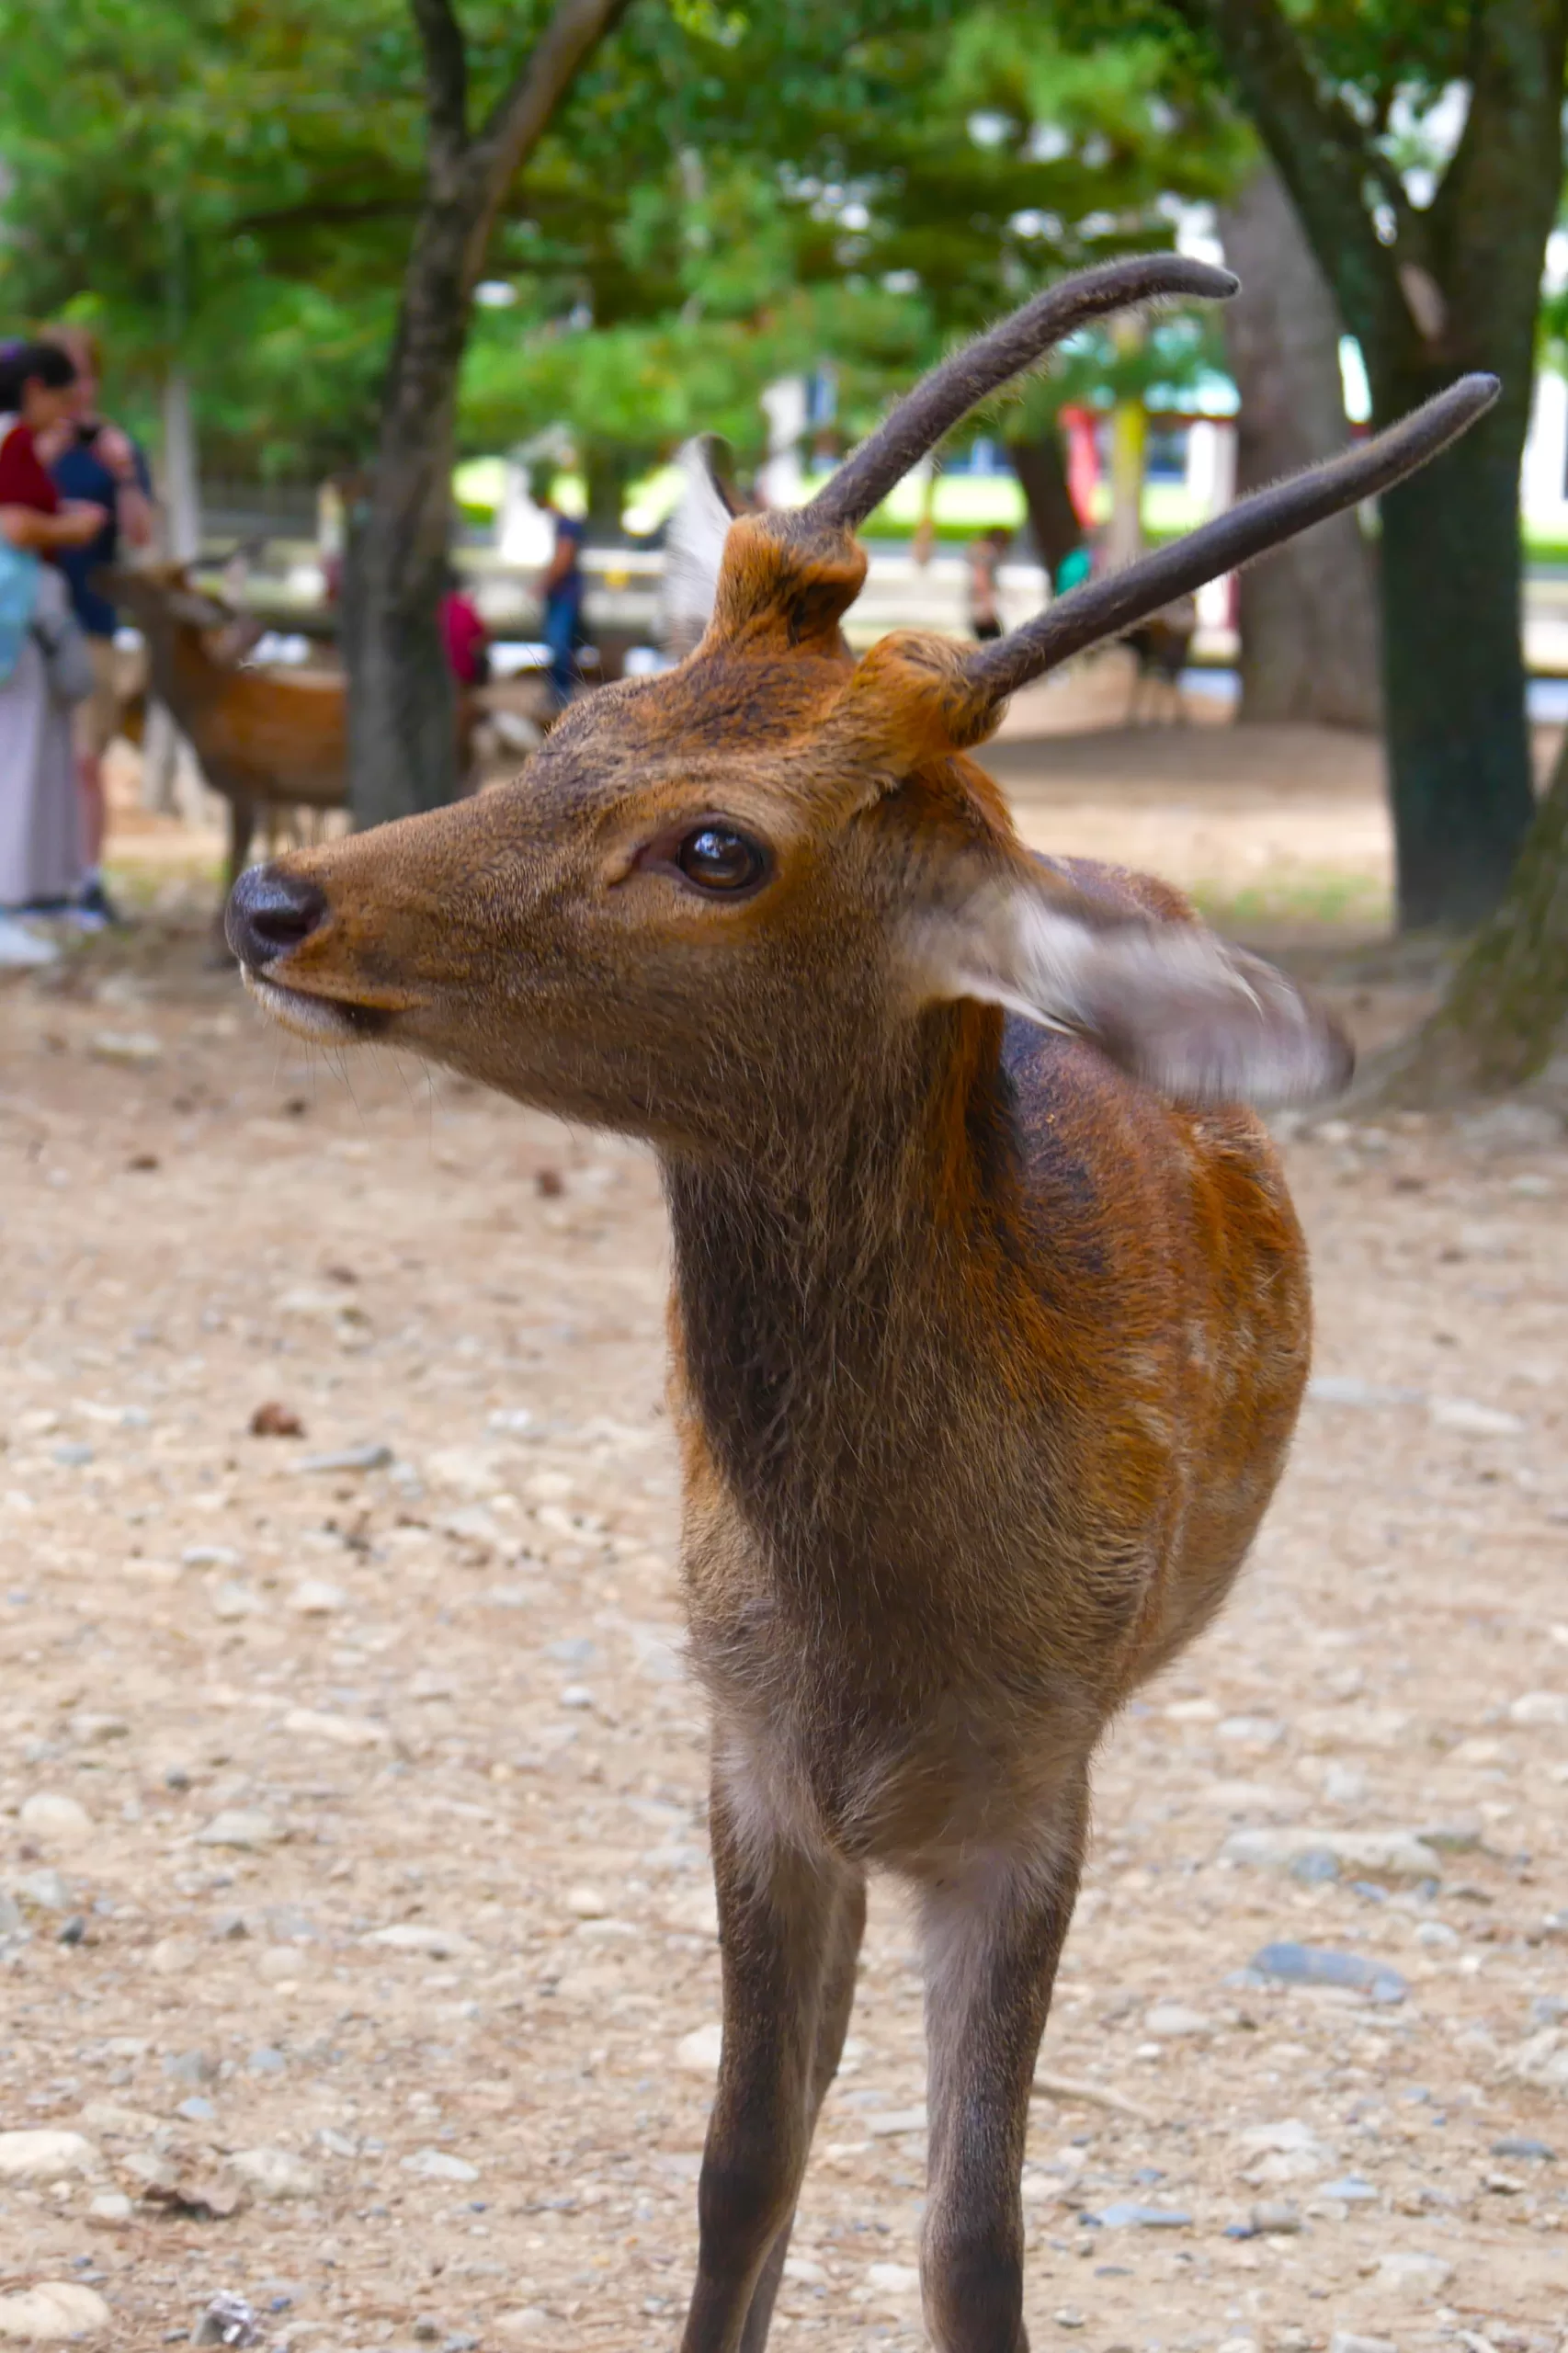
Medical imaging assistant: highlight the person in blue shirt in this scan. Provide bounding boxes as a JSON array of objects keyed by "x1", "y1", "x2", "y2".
[
  {"x1": 534, "y1": 480, "x2": 586, "y2": 709},
  {"x1": 40, "y1": 326, "x2": 154, "y2": 926}
]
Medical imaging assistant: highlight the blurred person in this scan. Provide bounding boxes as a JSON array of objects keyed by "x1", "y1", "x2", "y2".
[
  {"x1": 440, "y1": 563, "x2": 490, "y2": 688},
  {"x1": 0, "y1": 341, "x2": 109, "y2": 964},
  {"x1": 967, "y1": 522, "x2": 1012, "y2": 642},
  {"x1": 40, "y1": 324, "x2": 154, "y2": 926},
  {"x1": 534, "y1": 479, "x2": 585, "y2": 707}
]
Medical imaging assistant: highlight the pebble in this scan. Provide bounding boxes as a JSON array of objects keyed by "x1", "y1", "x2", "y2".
[
  {"x1": 194, "y1": 2291, "x2": 261, "y2": 2347},
  {"x1": 1328, "y1": 2338, "x2": 1396, "y2": 2353},
  {"x1": 51, "y1": 1439, "x2": 94, "y2": 1467},
  {"x1": 183, "y1": 1544, "x2": 244, "y2": 1569},
  {"x1": 1089, "y1": 2200, "x2": 1192, "y2": 2229},
  {"x1": 1316, "y1": 2177, "x2": 1378, "y2": 2202},
  {"x1": 18, "y1": 1792, "x2": 92, "y2": 1842},
  {"x1": 178, "y1": 2096, "x2": 218, "y2": 2123},
  {"x1": 1250, "y1": 2201, "x2": 1301, "y2": 2234},
  {"x1": 247, "y1": 2047, "x2": 287, "y2": 2076},
  {"x1": 1223, "y1": 1827, "x2": 1440, "y2": 1883},
  {"x1": 1247, "y1": 1941, "x2": 1408, "y2": 2003},
  {"x1": 402, "y1": 2146, "x2": 481, "y2": 2183},
  {"x1": 281, "y1": 1706, "x2": 388, "y2": 1748},
  {"x1": 1428, "y1": 1395, "x2": 1525, "y2": 1437},
  {"x1": 362, "y1": 1923, "x2": 475, "y2": 1958},
  {"x1": 209, "y1": 1581, "x2": 265, "y2": 1621},
  {"x1": 196, "y1": 1809, "x2": 280, "y2": 1851},
  {"x1": 564, "y1": 1884, "x2": 608, "y2": 1918},
  {"x1": 1142, "y1": 2003, "x2": 1211, "y2": 2038},
  {"x1": 865, "y1": 2262, "x2": 920, "y2": 2296},
  {"x1": 1508, "y1": 1690, "x2": 1568, "y2": 1725},
  {"x1": 1490, "y1": 2134, "x2": 1554, "y2": 2161},
  {"x1": 559, "y1": 1683, "x2": 595, "y2": 1710},
  {"x1": 164, "y1": 2050, "x2": 218, "y2": 2086},
  {"x1": 0, "y1": 2282, "x2": 112, "y2": 2341},
  {"x1": 0, "y1": 2130, "x2": 101, "y2": 2182},
  {"x1": 227, "y1": 2146, "x2": 320, "y2": 2200},
  {"x1": 17, "y1": 1867, "x2": 74, "y2": 1910},
  {"x1": 1375, "y1": 2250, "x2": 1453, "y2": 2295},
  {"x1": 1306, "y1": 1377, "x2": 1424, "y2": 1408},
  {"x1": 676, "y1": 2023, "x2": 723, "y2": 2077},
  {"x1": 1052, "y1": 2309, "x2": 1085, "y2": 2330},
  {"x1": 90, "y1": 1028, "x2": 162, "y2": 1063},
  {"x1": 291, "y1": 1441, "x2": 392, "y2": 1475},
  {"x1": 288, "y1": 1578, "x2": 347, "y2": 1614},
  {"x1": 87, "y1": 2191, "x2": 132, "y2": 2224}
]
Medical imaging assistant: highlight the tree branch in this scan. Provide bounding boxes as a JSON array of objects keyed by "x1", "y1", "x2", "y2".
[
  {"x1": 411, "y1": 0, "x2": 471, "y2": 174},
  {"x1": 1169, "y1": 0, "x2": 1405, "y2": 356},
  {"x1": 467, "y1": 0, "x2": 636, "y2": 237}
]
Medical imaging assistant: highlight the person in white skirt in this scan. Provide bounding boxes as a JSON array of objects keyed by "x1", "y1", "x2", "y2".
[{"x1": 0, "y1": 340, "x2": 108, "y2": 966}]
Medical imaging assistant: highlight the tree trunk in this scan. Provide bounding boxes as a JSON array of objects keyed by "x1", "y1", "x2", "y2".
[
  {"x1": 143, "y1": 369, "x2": 203, "y2": 816},
  {"x1": 345, "y1": 196, "x2": 469, "y2": 832},
  {"x1": 583, "y1": 440, "x2": 631, "y2": 544},
  {"x1": 1379, "y1": 727, "x2": 1568, "y2": 1101},
  {"x1": 1377, "y1": 370, "x2": 1538, "y2": 929},
  {"x1": 1219, "y1": 163, "x2": 1380, "y2": 728},
  {"x1": 1005, "y1": 426, "x2": 1083, "y2": 581},
  {"x1": 1187, "y1": 0, "x2": 1567, "y2": 930},
  {"x1": 347, "y1": 0, "x2": 632, "y2": 833}
]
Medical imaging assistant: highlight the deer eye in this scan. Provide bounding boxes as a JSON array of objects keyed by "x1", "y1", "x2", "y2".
[{"x1": 674, "y1": 825, "x2": 769, "y2": 895}]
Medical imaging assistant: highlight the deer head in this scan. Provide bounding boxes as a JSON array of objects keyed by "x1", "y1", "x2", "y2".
[
  {"x1": 226, "y1": 256, "x2": 1494, "y2": 1139},
  {"x1": 96, "y1": 563, "x2": 267, "y2": 669}
]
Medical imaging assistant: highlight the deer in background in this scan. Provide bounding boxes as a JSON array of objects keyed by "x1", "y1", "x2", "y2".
[{"x1": 224, "y1": 255, "x2": 1494, "y2": 2353}]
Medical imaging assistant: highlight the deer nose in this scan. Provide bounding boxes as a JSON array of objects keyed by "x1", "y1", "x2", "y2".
[{"x1": 225, "y1": 863, "x2": 329, "y2": 969}]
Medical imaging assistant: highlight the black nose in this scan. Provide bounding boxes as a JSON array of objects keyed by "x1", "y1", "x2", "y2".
[{"x1": 225, "y1": 863, "x2": 329, "y2": 969}]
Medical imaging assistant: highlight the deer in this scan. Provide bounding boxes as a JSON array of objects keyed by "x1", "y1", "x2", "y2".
[{"x1": 223, "y1": 255, "x2": 1494, "y2": 2353}]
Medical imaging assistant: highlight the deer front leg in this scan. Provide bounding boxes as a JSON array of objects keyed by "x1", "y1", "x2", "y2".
[
  {"x1": 919, "y1": 1777, "x2": 1088, "y2": 2353},
  {"x1": 680, "y1": 1770, "x2": 865, "y2": 2353}
]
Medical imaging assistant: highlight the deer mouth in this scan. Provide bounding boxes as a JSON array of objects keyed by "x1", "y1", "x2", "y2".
[{"x1": 241, "y1": 969, "x2": 397, "y2": 1045}]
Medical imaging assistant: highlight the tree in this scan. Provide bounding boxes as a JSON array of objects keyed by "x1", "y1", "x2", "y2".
[
  {"x1": 1105, "y1": 0, "x2": 1568, "y2": 929},
  {"x1": 1218, "y1": 162, "x2": 1380, "y2": 729}
]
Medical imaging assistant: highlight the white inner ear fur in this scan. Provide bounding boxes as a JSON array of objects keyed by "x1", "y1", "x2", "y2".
[{"x1": 908, "y1": 878, "x2": 1352, "y2": 1109}]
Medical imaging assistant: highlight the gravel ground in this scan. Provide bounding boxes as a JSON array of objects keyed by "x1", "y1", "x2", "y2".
[{"x1": 1, "y1": 865, "x2": 1565, "y2": 2352}]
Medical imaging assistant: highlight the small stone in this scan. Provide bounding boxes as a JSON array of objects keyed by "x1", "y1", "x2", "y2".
[
  {"x1": 178, "y1": 2096, "x2": 217, "y2": 2123},
  {"x1": 250, "y1": 1400, "x2": 305, "y2": 1438},
  {"x1": 1415, "y1": 1919, "x2": 1459, "y2": 1948},
  {"x1": 402, "y1": 2145, "x2": 481, "y2": 2182},
  {"x1": 209, "y1": 1581, "x2": 264, "y2": 1621},
  {"x1": 866, "y1": 2106, "x2": 929, "y2": 2136},
  {"x1": 164, "y1": 2049, "x2": 218, "y2": 2086},
  {"x1": 51, "y1": 1439, "x2": 94, "y2": 1467},
  {"x1": 1224, "y1": 1827, "x2": 1440, "y2": 1885},
  {"x1": 559, "y1": 1683, "x2": 595, "y2": 1710},
  {"x1": 866, "y1": 2262, "x2": 920, "y2": 2296},
  {"x1": 1249, "y1": 1940, "x2": 1408, "y2": 2003},
  {"x1": 1250, "y1": 2201, "x2": 1301, "y2": 2234},
  {"x1": 227, "y1": 2145, "x2": 319, "y2": 2200},
  {"x1": 0, "y1": 2130, "x2": 101, "y2": 2183},
  {"x1": 18, "y1": 1867, "x2": 73, "y2": 1911},
  {"x1": 494, "y1": 2313, "x2": 551, "y2": 2340},
  {"x1": 564, "y1": 1885, "x2": 608, "y2": 1919},
  {"x1": 91, "y1": 1029, "x2": 162, "y2": 1064},
  {"x1": 1490, "y1": 2135, "x2": 1555, "y2": 2161},
  {"x1": 291, "y1": 1442, "x2": 392, "y2": 1475},
  {"x1": 0, "y1": 2282, "x2": 112, "y2": 2341},
  {"x1": 1376, "y1": 2249, "x2": 1454, "y2": 2295},
  {"x1": 1306, "y1": 1377, "x2": 1424, "y2": 1409},
  {"x1": 194, "y1": 2290, "x2": 261, "y2": 2347},
  {"x1": 183, "y1": 1544, "x2": 244, "y2": 1569},
  {"x1": 87, "y1": 2191, "x2": 132, "y2": 2224},
  {"x1": 1429, "y1": 1395, "x2": 1524, "y2": 1437},
  {"x1": 1508, "y1": 1690, "x2": 1568, "y2": 1726},
  {"x1": 362, "y1": 1922, "x2": 474, "y2": 1958},
  {"x1": 196, "y1": 1809, "x2": 279, "y2": 1851},
  {"x1": 282, "y1": 1707, "x2": 387, "y2": 1748},
  {"x1": 1090, "y1": 2201, "x2": 1192, "y2": 2229},
  {"x1": 1143, "y1": 2003, "x2": 1212, "y2": 2037},
  {"x1": 1052, "y1": 2310, "x2": 1086, "y2": 2331},
  {"x1": 287, "y1": 1578, "x2": 347, "y2": 1614},
  {"x1": 164, "y1": 1765, "x2": 192, "y2": 1790},
  {"x1": 676, "y1": 2023, "x2": 723, "y2": 2077},
  {"x1": 247, "y1": 2047, "x2": 287, "y2": 2076},
  {"x1": 18, "y1": 1792, "x2": 91, "y2": 1842},
  {"x1": 1316, "y1": 2177, "x2": 1378, "y2": 2202},
  {"x1": 256, "y1": 1946, "x2": 304, "y2": 1984},
  {"x1": 1327, "y1": 2339, "x2": 1397, "y2": 2353}
]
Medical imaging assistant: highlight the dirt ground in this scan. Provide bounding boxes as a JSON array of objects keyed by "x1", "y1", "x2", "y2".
[{"x1": 2, "y1": 710, "x2": 1566, "y2": 2353}]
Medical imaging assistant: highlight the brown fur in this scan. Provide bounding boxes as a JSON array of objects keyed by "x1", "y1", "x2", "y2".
[{"x1": 221, "y1": 261, "x2": 1489, "y2": 2353}]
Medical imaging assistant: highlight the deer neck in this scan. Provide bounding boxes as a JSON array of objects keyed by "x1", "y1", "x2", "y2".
[{"x1": 662, "y1": 1002, "x2": 1028, "y2": 1581}]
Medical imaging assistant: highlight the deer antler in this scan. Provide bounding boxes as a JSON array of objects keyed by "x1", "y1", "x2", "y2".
[
  {"x1": 962, "y1": 372, "x2": 1499, "y2": 708},
  {"x1": 807, "y1": 254, "x2": 1239, "y2": 532}
]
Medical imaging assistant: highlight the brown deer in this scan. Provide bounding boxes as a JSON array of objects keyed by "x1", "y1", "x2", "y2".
[{"x1": 224, "y1": 256, "x2": 1494, "y2": 2353}]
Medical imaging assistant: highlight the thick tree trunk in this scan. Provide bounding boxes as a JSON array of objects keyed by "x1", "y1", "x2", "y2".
[
  {"x1": 1005, "y1": 427, "x2": 1083, "y2": 580},
  {"x1": 347, "y1": 0, "x2": 632, "y2": 833},
  {"x1": 345, "y1": 199, "x2": 469, "y2": 832},
  {"x1": 1379, "y1": 728, "x2": 1568, "y2": 1101},
  {"x1": 1377, "y1": 370, "x2": 1538, "y2": 930},
  {"x1": 1219, "y1": 164, "x2": 1380, "y2": 728},
  {"x1": 1187, "y1": 0, "x2": 1568, "y2": 930},
  {"x1": 583, "y1": 441, "x2": 631, "y2": 545}
]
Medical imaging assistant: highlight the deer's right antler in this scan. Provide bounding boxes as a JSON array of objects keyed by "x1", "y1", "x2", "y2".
[{"x1": 806, "y1": 253, "x2": 1238, "y2": 532}]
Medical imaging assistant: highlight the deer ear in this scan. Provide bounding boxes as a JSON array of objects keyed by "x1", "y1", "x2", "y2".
[{"x1": 907, "y1": 869, "x2": 1353, "y2": 1108}]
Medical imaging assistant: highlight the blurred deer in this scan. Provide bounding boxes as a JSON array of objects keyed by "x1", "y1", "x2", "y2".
[
  {"x1": 225, "y1": 256, "x2": 1493, "y2": 2353},
  {"x1": 1123, "y1": 590, "x2": 1198, "y2": 723}
]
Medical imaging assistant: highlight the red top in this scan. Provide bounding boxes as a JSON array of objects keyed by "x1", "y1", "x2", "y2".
[
  {"x1": 441, "y1": 589, "x2": 487, "y2": 687},
  {"x1": 0, "y1": 421, "x2": 60, "y2": 513}
]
